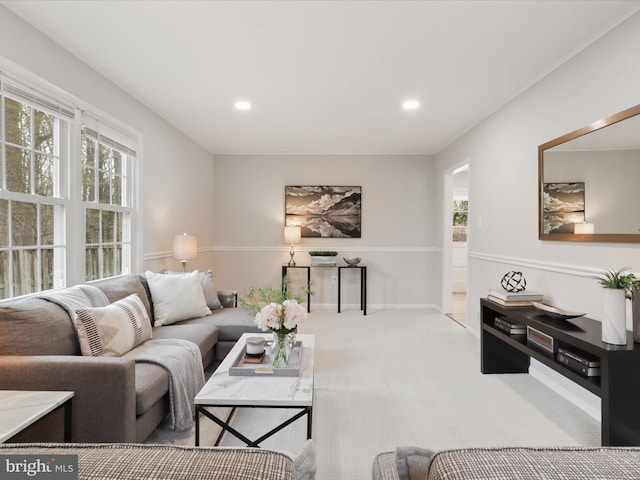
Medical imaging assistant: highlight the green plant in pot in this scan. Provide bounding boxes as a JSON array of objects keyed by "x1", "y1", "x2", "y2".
[
  {"x1": 309, "y1": 251, "x2": 338, "y2": 266},
  {"x1": 593, "y1": 267, "x2": 639, "y2": 345}
]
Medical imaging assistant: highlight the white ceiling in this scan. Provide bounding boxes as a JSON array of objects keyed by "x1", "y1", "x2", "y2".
[{"x1": 3, "y1": 0, "x2": 639, "y2": 155}]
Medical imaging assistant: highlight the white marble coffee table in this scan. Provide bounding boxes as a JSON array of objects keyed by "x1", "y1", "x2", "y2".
[
  {"x1": 0, "y1": 390, "x2": 73, "y2": 443},
  {"x1": 195, "y1": 333, "x2": 314, "y2": 447}
]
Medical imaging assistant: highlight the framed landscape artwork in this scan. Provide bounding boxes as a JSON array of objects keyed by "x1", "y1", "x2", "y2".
[
  {"x1": 285, "y1": 186, "x2": 362, "y2": 238},
  {"x1": 542, "y1": 182, "x2": 585, "y2": 234}
]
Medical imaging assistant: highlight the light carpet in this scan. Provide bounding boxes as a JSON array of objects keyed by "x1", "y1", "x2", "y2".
[{"x1": 147, "y1": 308, "x2": 600, "y2": 480}]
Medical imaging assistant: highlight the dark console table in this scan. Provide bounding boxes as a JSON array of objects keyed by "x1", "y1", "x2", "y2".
[
  {"x1": 282, "y1": 265, "x2": 368, "y2": 315},
  {"x1": 481, "y1": 298, "x2": 640, "y2": 446},
  {"x1": 281, "y1": 266, "x2": 312, "y2": 312},
  {"x1": 338, "y1": 265, "x2": 367, "y2": 315}
]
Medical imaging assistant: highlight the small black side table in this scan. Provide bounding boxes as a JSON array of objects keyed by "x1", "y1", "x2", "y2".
[
  {"x1": 338, "y1": 265, "x2": 367, "y2": 315},
  {"x1": 281, "y1": 265, "x2": 312, "y2": 312}
]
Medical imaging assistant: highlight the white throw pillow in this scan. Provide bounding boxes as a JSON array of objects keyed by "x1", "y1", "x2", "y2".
[
  {"x1": 164, "y1": 269, "x2": 223, "y2": 310},
  {"x1": 75, "y1": 294, "x2": 153, "y2": 357},
  {"x1": 145, "y1": 270, "x2": 212, "y2": 326}
]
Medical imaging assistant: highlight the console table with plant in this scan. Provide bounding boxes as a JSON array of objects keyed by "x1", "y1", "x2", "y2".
[
  {"x1": 281, "y1": 251, "x2": 367, "y2": 314},
  {"x1": 481, "y1": 298, "x2": 640, "y2": 446}
]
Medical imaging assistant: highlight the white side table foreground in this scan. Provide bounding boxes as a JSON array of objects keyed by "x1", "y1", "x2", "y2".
[{"x1": 0, "y1": 390, "x2": 73, "y2": 443}]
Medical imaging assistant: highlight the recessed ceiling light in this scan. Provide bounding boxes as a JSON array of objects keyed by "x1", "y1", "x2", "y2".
[
  {"x1": 235, "y1": 100, "x2": 251, "y2": 111},
  {"x1": 403, "y1": 99, "x2": 420, "y2": 110}
]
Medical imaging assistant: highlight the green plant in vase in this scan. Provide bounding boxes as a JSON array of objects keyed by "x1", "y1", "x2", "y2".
[
  {"x1": 593, "y1": 267, "x2": 640, "y2": 345},
  {"x1": 593, "y1": 267, "x2": 639, "y2": 300}
]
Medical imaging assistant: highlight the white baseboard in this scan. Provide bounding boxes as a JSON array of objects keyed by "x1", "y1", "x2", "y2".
[{"x1": 529, "y1": 359, "x2": 601, "y2": 421}]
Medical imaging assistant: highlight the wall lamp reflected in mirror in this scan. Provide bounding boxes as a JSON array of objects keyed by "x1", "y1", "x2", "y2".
[{"x1": 574, "y1": 223, "x2": 595, "y2": 234}]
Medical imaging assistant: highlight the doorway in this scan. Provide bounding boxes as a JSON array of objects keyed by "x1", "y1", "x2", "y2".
[{"x1": 443, "y1": 162, "x2": 469, "y2": 326}]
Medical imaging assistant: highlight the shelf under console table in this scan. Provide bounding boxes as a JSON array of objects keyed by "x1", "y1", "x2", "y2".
[{"x1": 481, "y1": 298, "x2": 640, "y2": 446}]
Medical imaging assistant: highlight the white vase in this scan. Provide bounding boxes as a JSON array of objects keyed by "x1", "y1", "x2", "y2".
[{"x1": 602, "y1": 288, "x2": 627, "y2": 345}]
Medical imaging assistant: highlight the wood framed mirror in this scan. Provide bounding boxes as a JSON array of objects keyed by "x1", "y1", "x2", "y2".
[{"x1": 538, "y1": 104, "x2": 640, "y2": 242}]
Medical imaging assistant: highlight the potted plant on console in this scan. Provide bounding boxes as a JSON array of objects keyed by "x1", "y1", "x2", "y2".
[
  {"x1": 593, "y1": 267, "x2": 639, "y2": 345},
  {"x1": 309, "y1": 251, "x2": 338, "y2": 266}
]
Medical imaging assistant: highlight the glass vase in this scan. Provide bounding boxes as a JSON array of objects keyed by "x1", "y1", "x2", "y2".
[{"x1": 271, "y1": 331, "x2": 292, "y2": 368}]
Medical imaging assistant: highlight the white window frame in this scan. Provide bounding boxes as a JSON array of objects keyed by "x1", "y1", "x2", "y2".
[{"x1": 0, "y1": 65, "x2": 141, "y2": 298}]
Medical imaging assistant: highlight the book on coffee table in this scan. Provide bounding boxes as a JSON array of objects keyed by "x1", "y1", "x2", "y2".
[{"x1": 243, "y1": 352, "x2": 265, "y2": 364}]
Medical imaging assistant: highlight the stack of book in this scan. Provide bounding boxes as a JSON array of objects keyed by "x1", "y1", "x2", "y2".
[
  {"x1": 487, "y1": 289, "x2": 543, "y2": 307},
  {"x1": 557, "y1": 347, "x2": 601, "y2": 377},
  {"x1": 494, "y1": 316, "x2": 526, "y2": 335}
]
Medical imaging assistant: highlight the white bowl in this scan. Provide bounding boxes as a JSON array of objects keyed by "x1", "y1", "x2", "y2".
[{"x1": 343, "y1": 257, "x2": 361, "y2": 266}]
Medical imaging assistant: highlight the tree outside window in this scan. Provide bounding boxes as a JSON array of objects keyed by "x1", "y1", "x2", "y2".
[
  {"x1": 1, "y1": 96, "x2": 64, "y2": 298},
  {"x1": 1, "y1": 75, "x2": 138, "y2": 299},
  {"x1": 453, "y1": 199, "x2": 468, "y2": 242}
]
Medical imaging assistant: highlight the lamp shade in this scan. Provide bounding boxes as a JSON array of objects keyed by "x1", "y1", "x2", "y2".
[
  {"x1": 173, "y1": 233, "x2": 198, "y2": 260},
  {"x1": 574, "y1": 223, "x2": 594, "y2": 234},
  {"x1": 284, "y1": 226, "x2": 301, "y2": 244}
]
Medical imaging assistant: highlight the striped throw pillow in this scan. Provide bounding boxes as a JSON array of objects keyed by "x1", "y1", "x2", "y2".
[{"x1": 75, "y1": 294, "x2": 153, "y2": 357}]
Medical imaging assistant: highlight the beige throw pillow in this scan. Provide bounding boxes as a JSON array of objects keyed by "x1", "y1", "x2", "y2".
[
  {"x1": 145, "y1": 270, "x2": 211, "y2": 326},
  {"x1": 75, "y1": 294, "x2": 153, "y2": 357}
]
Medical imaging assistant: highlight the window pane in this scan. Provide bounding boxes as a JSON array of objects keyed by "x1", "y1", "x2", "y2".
[
  {"x1": 86, "y1": 209, "x2": 100, "y2": 244},
  {"x1": 4, "y1": 98, "x2": 31, "y2": 147},
  {"x1": 85, "y1": 247, "x2": 99, "y2": 281},
  {"x1": 115, "y1": 211, "x2": 122, "y2": 242},
  {"x1": 0, "y1": 200, "x2": 8, "y2": 247},
  {"x1": 35, "y1": 154, "x2": 54, "y2": 196},
  {"x1": 453, "y1": 211, "x2": 468, "y2": 226},
  {"x1": 81, "y1": 134, "x2": 96, "y2": 202},
  {"x1": 98, "y1": 168, "x2": 110, "y2": 204},
  {"x1": 102, "y1": 210, "x2": 114, "y2": 243},
  {"x1": 82, "y1": 166, "x2": 95, "y2": 202},
  {"x1": 112, "y1": 151, "x2": 122, "y2": 175},
  {"x1": 82, "y1": 134, "x2": 95, "y2": 168},
  {"x1": 98, "y1": 145, "x2": 112, "y2": 204},
  {"x1": 102, "y1": 247, "x2": 114, "y2": 277},
  {"x1": 115, "y1": 246, "x2": 122, "y2": 276},
  {"x1": 12, "y1": 201, "x2": 37, "y2": 246},
  {"x1": 0, "y1": 251, "x2": 7, "y2": 299},
  {"x1": 6, "y1": 145, "x2": 31, "y2": 193},
  {"x1": 41, "y1": 248, "x2": 54, "y2": 291},
  {"x1": 33, "y1": 109, "x2": 54, "y2": 154},
  {"x1": 12, "y1": 249, "x2": 37, "y2": 296},
  {"x1": 112, "y1": 174, "x2": 122, "y2": 206},
  {"x1": 41, "y1": 204, "x2": 54, "y2": 245}
]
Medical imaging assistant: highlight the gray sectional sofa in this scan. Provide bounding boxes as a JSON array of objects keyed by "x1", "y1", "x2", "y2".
[
  {"x1": 0, "y1": 272, "x2": 262, "y2": 443},
  {"x1": 372, "y1": 446, "x2": 640, "y2": 480}
]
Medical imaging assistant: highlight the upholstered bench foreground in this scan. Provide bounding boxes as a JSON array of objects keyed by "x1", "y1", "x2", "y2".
[
  {"x1": 0, "y1": 443, "x2": 294, "y2": 480},
  {"x1": 373, "y1": 446, "x2": 640, "y2": 480}
]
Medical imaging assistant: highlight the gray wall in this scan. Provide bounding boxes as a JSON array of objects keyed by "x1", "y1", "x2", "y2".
[
  {"x1": 545, "y1": 149, "x2": 640, "y2": 233},
  {"x1": 436, "y1": 10, "x2": 640, "y2": 417},
  {"x1": 0, "y1": 4, "x2": 216, "y2": 274},
  {"x1": 211, "y1": 154, "x2": 438, "y2": 308}
]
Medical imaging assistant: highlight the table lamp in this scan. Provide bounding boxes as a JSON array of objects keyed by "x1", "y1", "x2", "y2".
[
  {"x1": 173, "y1": 233, "x2": 198, "y2": 271},
  {"x1": 284, "y1": 226, "x2": 301, "y2": 267}
]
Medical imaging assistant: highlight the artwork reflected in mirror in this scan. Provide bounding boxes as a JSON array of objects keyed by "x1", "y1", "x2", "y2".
[
  {"x1": 285, "y1": 186, "x2": 362, "y2": 238},
  {"x1": 539, "y1": 104, "x2": 640, "y2": 242},
  {"x1": 542, "y1": 183, "x2": 585, "y2": 234}
]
